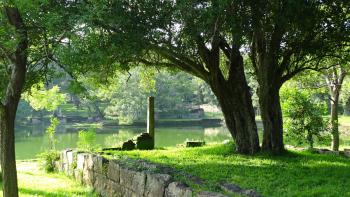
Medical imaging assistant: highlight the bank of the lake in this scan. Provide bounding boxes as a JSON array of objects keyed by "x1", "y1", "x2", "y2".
[
  {"x1": 104, "y1": 143, "x2": 350, "y2": 197},
  {"x1": 14, "y1": 125, "x2": 231, "y2": 160}
]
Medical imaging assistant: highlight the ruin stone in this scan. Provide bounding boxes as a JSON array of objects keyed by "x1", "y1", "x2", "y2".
[
  {"x1": 122, "y1": 140, "x2": 136, "y2": 150},
  {"x1": 136, "y1": 132, "x2": 154, "y2": 150}
]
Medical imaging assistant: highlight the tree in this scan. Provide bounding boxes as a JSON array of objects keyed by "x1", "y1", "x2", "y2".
[
  {"x1": 281, "y1": 85, "x2": 329, "y2": 149},
  {"x1": 0, "y1": 1, "x2": 78, "y2": 196},
  {"x1": 0, "y1": 6, "x2": 27, "y2": 197},
  {"x1": 248, "y1": 0, "x2": 349, "y2": 153},
  {"x1": 61, "y1": 0, "x2": 260, "y2": 154},
  {"x1": 23, "y1": 83, "x2": 67, "y2": 150},
  {"x1": 322, "y1": 53, "x2": 350, "y2": 151}
]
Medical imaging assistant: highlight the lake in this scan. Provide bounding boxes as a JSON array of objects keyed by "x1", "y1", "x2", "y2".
[{"x1": 14, "y1": 124, "x2": 231, "y2": 160}]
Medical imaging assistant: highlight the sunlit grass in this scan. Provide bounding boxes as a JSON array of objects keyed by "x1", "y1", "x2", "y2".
[
  {"x1": 108, "y1": 143, "x2": 350, "y2": 197},
  {"x1": 0, "y1": 161, "x2": 96, "y2": 197}
]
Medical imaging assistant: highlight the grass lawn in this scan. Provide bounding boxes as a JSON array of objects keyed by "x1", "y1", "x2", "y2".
[
  {"x1": 107, "y1": 143, "x2": 350, "y2": 197},
  {"x1": 0, "y1": 161, "x2": 96, "y2": 197}
]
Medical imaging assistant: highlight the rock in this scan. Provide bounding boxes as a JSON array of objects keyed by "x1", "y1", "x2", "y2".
[
  {"x1": 107, "y1": 160, "x2": 120, "y2": 183},
  {"x1": 136, "y1": 133, "x2": 154, "y2": 150},
  {"x1": 76, "y1": 153, "x2": 87, "y2": 171},
  {"x1": 107, "y1": 180, "x2": 124, "y2": 197},
  {"x1": 165, "y1": 182, "x2": 192, "y2": 197},
  {"x1": 73, "y1": 169, "x2": 83, "y2": 184},
  {"x1": 84, "y1": 154, "x2": 94, "y2": 171},
  {"x1": 186, "y1": 141, "x2": 205, "y2": 147},
  {"x1": 344, "y1": 149, "x2": 350, "y2": 158},
  {"x1": 92, "y1": 155, "x2": 109, "y2": 174},
  {"x1": 242, "y1": 189, "x2": 263, "y2": 197},
  {"x1": 219, "y1": 182, "x2": 262, "y2": 197},
  {"x1": 316, "y1": 148, "x2": 339, "y2": 155},
  {"x1": 119, "y1": 168, "x2": 135, "y2": 187},
  {"x1": 61, "y1": 149, "x2": 72, "y2": 173},
  {"x1": 66, "y1": 150, "x2": 76, "y2": 176},
  {"x1": 94, "y1": 173, "x2": 109, "y2": 197},
  {"x1": 131, "y1": 171, "x2": 146, "y2": 195},
  {"x1": 197, "y1": 191, "x2": 228, "y2": 197},
  {"x1": 122, "y1": 140, "x2": 136, "y2": 150},
  {"x1": 220, "y1": 182, "x2": 242, "y2": 193},
  {"x1": 82, "y1": 169, "x2": 95, "y2": 186},
  {"x1": 144, "y1": 173, "x2": 171, "y2": 197}
]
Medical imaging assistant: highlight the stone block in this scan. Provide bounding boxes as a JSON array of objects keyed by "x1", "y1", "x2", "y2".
[
  {"x1": 84, "y1": 154, "x2": 94, "y2": 171},
  {"x1": 131, "y1": 171, "x2": 146, "y2": 196},
  {"x1": 77, "y1": 153, "x2": 87, "y2": 171},
  {"x1": 74, "y1": 169, "x2": 83, "y2": 184},
  {"x1": 165, "y1": 182, "x2": 192, "y2": 197},
  {"x1": 94, "y1": 173, "x2": 109, "y2": 197},
  {"x1": 196, "y1": 191, "x2": 228, "y2": 197},
  {"x1": 186, "y1": 141, "x2": 205, "y2": 148},
  {"x1": 344, "y1": 149, "x2": 350, "y2": 157},
  {"x1": 107, "y1": 160, "x2": 120, "y2": 183},
  {"x1": 107, "y1": 180, "x2": 124, "y2": 197},
  {"x1": 93, "y1": 154, "x2": 108, "y2": 174},
  {"x1": 136, "y1": 133, "x2": 154, "y2": 150},
  {"x1": 119, "y1": 168, "x2": 135, "y2": 187},
  {"x1": 122, "y1": 140, "x2": 136, "y2": 150},
  {"x1": 144, "y1": 173, "x2": 171, "y2": 197},
  {"x1": 82, "y1": 169, "x2": 95, "y2": 186}
]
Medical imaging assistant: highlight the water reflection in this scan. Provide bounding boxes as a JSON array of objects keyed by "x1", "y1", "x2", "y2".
[{"x1": 14, "y1": 125, "x2": 231, "y2": 160}]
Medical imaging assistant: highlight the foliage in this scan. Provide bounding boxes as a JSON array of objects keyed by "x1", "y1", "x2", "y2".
[
  {"x1": 22, "y1": 83, "x2": 67, "y2": 112},
  {"x1": 107, "y1": 143, "x2": 350, "y2": 197},
  {"x1": 281, "y1": 86, "x2": 330, "y2": 148},
  {"x1": 46, "y1": 117, "x2": 59, "y2": 150},
  {"x1": 37, "y1": 150, "x2": 60, "y2": 173},
  {"x1": 77, "y1": 129, "x2": 99, "y2": 151}
]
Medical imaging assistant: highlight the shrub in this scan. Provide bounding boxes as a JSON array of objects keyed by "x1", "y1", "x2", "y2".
[
  {"x1": 46, "y1": 117, "x2": 59, "y2": 150},
  {"x1": 37, "y1": 150, "x2": 60, "y2": 173},
  {"x1": 281, "y1": 87, "x2": 330, "y2": 148},
  {"x1": 77, "y1": 129, "x2": 99, "y2": 151}
]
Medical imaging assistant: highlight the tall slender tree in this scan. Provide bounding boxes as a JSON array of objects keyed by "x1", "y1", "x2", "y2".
[{"x1": 0, "y1": 1, "x2": 79, "y2": 196}]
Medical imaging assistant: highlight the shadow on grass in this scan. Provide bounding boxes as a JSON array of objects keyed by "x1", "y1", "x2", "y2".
[
  {"x1": 138, "y1": 143, "x2": 350, "y2": 196},
  {"x1": 0, "y1": 182, "x2": 95, "y2": 197},
  {"x1": 18, "y1": 188, "x2": 95, "y2": 197},
  {"x1": 192, "y1": 143, "x2": 349, "y2": 163}
]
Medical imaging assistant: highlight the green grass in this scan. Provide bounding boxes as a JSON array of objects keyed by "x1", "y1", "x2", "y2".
[
  {"x1": 0, "y1": 161, "x2": 96, "y2": 197},
  {"x1": 108, "y1": 143, "x2": 350, "y2": 197}
]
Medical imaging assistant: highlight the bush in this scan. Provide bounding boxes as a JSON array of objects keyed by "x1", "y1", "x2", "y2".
[
  {"x1": 281, "y1": 87, "x2": 330, "y2": 148},
  {"x1": 77, "y1": 129, "x2": 99, "y2": 151},
  {"x1": 37, "y1": 150, "x2": 60, "y2": 173}
]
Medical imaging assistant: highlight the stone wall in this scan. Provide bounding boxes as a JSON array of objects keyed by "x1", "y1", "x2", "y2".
[{"x1": 55, "y1": 150, "x2": 228, "y2": 197}]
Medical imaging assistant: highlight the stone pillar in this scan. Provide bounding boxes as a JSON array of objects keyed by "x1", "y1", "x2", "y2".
[{"x1": 147, "y1": 96, "x2": 155, "y2": 146}]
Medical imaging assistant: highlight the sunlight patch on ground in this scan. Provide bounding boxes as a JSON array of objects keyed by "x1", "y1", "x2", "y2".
[{"x1": 0, "y1": 161, "x2": 95, "y2": 197}]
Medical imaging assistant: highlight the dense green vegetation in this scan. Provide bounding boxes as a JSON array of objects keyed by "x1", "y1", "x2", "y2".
[
  {"x1": 107, "y1": 143, "x2": 350, "y2": 197},
  {"x1": 0, "y1": 1, "x2": 349, "y2": 196}
]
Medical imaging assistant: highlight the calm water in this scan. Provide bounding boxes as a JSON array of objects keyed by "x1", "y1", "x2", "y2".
[{"x1": 15, "y1": 124, "x2": 231, "y2": 160}]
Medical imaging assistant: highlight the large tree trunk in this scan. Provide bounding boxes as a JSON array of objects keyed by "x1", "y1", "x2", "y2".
[
  {"x1": 254, "y1": 51, "x2": 285, "y2": 154},
  {"x1": 0, "y1": 104, "x2": 20, "y2": 197},
  {"x1": 0, "y1": 7, "x2": 28, "y2": 197},
  {"x1": 259, "y1": 85, "x2": 284, "y2": 153},
  {"x1": 209, "y1": 64, "x2": 260, "y2": 154}
]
